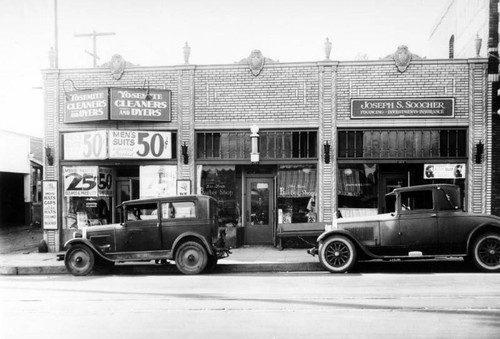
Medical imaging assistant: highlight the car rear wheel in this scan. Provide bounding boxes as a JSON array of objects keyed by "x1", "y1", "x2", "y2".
[
  {"x1": 175, "y1": 241, "x2": 208, "y2": 275},
  {"x1": 65, "y1": 244, "x2": 95, "y2": 276},
  {"x1": 319, "y1": 236, "x2": 357, "y2": 273},
  {"x1": 472, "y1": 233, "x2": 500, "y2": 272}
]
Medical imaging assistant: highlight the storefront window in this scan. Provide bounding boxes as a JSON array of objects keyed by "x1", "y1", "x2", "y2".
[
  {"x1": 200, "y1": 166, "x2": 241, "y2": 227},
  {"x1": 337, "y1": 164, "x2": 378, "y2": 218},
  {"x1": 62, "y1": 166, "x2": 113, "y2": 229},
  {"x1": 65, "y1": 196, "x2": 111, "y2": 228},
  {"x1": 277, "y1": 165, "x2": 317, "y2": 224}
]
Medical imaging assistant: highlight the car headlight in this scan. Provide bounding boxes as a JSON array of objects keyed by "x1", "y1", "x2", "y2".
[{"x1": 73, "y1": 231, "x2": 82, "y2": 238}]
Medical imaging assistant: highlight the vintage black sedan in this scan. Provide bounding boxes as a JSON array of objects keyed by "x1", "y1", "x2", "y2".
[
  {"x1": 61, "y1": 195, "x2": 229, "y2": 276},
  {"x1": 308, "y1": 184, "x2": 500, "y2": 273}
]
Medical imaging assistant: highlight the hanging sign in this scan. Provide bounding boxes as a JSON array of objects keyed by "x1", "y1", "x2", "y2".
[
  {"x1": 63, "y1": 130, "x2": 108, "y2": 160},
  {"x1": 63, "y1": 166, "x2": 99, "y2": 197},
  {"x1": 351, "y1": 98, "x2": 454, "y2": 118},
  {"x1": 110, "y1": 88, "x2": 171, "y2": 122},
  {"x1": 423, "y1": 163, "x2": 466, "y2": 179},
  {"x1": 64, "y1": 88, "x2": 109, "y2": 123},
  {"x1": 42, "y1": 180, "x2": 58, "y2": 230},
  {"x1": 109, "y1": 130, "x2": 172, "y2": 159}
]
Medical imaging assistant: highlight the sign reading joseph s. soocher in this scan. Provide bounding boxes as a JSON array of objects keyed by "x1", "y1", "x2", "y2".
[{"x1": 351, "y1": 98, "x2": 454, "y2": 118}]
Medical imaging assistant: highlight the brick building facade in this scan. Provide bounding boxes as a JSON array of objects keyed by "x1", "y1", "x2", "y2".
[{"x1": 42, "y1": 48, "x2": 491, "y2": 251}]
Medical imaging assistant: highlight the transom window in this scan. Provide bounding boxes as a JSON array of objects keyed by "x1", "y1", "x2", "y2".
[
  {"x1": 197, "y1": 130, "x2": 317, "y2": 160},
  {"x1": 338, "y1": 129, "x2": 467, "y2": 159}
]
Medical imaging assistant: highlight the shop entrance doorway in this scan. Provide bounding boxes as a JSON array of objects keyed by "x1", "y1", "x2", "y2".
[
  {"x1": 115, "y1": 178, "x2": 139, "y2": 222},
  {"x1": 379, "y1": 172, "x2": 408, "y2": 213},
  {"x1": 244, "y1": 177, "x2": 274, "y2": 245}
]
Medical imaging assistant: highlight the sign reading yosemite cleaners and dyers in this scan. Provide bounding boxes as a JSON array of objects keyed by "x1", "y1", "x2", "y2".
[
  {"x1": 64, "y1": 89, "x2": 109, "y2": 123},
  {"x1": 351, "y1": 98, "x2": 454, "y2": 118},
  {"x1": 110, "y1": 88, "x2": 171, "y2": 122}
]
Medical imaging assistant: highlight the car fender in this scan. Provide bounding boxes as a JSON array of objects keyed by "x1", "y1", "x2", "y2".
[
  {"x1": 172, "y1": 232, "x2": 214, "y2": 256},
  {"x1": 64, "y1": 238, "x2": 111, "y2": 262},
  {"x1": 317, "y1": 229, "x2": 377, "y2": 259},
  {"x1": 466, "y1": 222, "x2": 500, "y2": 254}
]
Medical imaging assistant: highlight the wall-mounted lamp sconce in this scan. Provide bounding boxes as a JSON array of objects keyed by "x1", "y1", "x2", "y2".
[
  {"x1": 45, "y1": 145, "x2": 54, "y2": 166},
  {"x1": 475, "y1": 140, "x2": 484, "y2": 164},
  {"x1": 181, "y1": 142, "x2": 189, "y2": 165},
  {"x1": 143, "y1": 79, "x2": 152, "y2": 101},
  {"x1": 250, "y1": 125, "x2": 260, "y2": 163},
  {"x1": 324, "y1": 141, "x2": 331, "y2": 164}
]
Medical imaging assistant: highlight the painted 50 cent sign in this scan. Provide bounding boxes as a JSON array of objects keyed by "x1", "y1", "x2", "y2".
[
  {"x1": 63, "y1": 130, "x2": 172, "y2": 160},
  {"x1": 109, "y1": 130, "x2": 172, "y2": 159}
]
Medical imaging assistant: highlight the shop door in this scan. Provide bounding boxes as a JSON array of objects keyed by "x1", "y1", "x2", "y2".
[
  {"x1": 379, "y1": 173, "x2": 408, "y2": 214},
  {"x1": 115, "y1": 178, "x2": 139, "y2": 222},
  {"x1": 245, "y1": 178, "x2": 274, "y2": 245}
]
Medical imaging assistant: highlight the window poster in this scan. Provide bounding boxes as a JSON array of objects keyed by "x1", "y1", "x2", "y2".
[
  {"x1": 63, "y1": 166, "x2": 99, "y2": 197},
  {"x1": 42, "y1": 180, "x2": 58, "y2": 230},
  {"x1": 140, "y1": 165, "x2": 177, "y2": 198},
  {"x1": 424, "y1": 164, "x2": 466, "y2": 179}
]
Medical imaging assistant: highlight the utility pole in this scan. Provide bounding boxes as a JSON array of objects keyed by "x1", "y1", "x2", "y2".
[
  {"x1": 53, "y1": 0, "x2": 59, "y2": 68},
  {"x1": 74, "y1": 30, "x2": 116, "y2": 67}
]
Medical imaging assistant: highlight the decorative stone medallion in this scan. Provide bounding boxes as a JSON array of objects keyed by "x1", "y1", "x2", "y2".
[
  {"x1": 393, "y1": 45, "x2": 412, "y2": 73},
  {"x1": 240, "y1": 50, "x2": 275, "y2": 76}
]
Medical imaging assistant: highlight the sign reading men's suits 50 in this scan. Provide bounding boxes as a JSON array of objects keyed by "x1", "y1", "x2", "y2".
[{"x1": 63, "y1": 130, "x2": 172, "y2": 160}]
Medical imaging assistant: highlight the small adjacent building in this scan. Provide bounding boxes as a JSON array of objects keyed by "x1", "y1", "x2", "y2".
[
  {"x1": 0, "y1": 129, "x2": 43, "y2": 228},
  {"x1": 42, "y1": 43, "x2": 491, "y2": 251}
]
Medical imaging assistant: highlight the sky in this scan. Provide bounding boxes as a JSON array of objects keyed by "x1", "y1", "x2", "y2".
[{"x1": 0, "y1": 0, "x2": 450, "y2": 138}]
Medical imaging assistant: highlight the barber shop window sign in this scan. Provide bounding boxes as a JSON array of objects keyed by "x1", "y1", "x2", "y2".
[{"x1": 424, "y1": 164, "x2": 466, "y2": 179}]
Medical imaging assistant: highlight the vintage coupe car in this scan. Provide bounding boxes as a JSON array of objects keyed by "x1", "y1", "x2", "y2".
[
  {"x1": 308, "y1": 184, "x2": 500, "y2": 273},
  {"x1": 61, "y1": 195, "x2": 230, "y2": 276}
]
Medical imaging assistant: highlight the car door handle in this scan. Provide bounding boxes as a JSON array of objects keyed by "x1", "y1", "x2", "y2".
[{"x1": 430, "y1": 213, "x2": 437, "y2": 217}]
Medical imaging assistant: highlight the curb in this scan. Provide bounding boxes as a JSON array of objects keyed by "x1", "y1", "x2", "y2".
[{"x1": 0, "y1": 262, "x2": 323, "y2": 275}]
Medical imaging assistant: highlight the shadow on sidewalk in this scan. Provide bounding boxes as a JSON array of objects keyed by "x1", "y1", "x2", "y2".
[{"x1": 0, "y1": 225, "x2": 43, "y2": 254}]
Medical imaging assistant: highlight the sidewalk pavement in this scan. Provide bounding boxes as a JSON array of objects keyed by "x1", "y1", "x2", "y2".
[{"x1": 0, "y1": 246, "x2": 323, "y2": 275}]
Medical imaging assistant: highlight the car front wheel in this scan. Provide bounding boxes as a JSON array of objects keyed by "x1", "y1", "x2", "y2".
[
  {"x1": 472, "y1": 233, "x2": 500, "y2": 272},
  {"x1": 175, "y1": 241, "x2": 208, "y2": 275},
  {"x1": 319, "y1": 235, "x2": 357, "y2": 273},
  {"x1": 65, "y1": 244, "x2": 95, "y2": 276}
]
